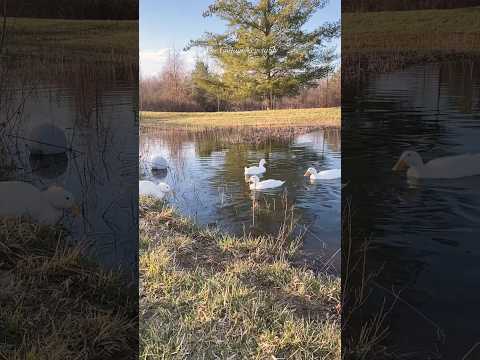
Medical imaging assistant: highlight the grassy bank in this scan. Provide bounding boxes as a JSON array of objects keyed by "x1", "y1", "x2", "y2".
[
  {"x1": 3, "y1": 17, "x2": 137, "y2": 60},
  {"x1": 140, "y1": 108, "x2": 340, "y2": 129},
  {"x1": 343, "y1": 7, "x2": 480, "y2": 80},
  {"x1": 0, "y1": 217, "x2": 137, "y2": 359},
  {"x1": 140, "y1": 197, "x2": 341, "y2": 359},
  {"x1": 343, "y1": 7, "x2": 480, "y2": 53}
]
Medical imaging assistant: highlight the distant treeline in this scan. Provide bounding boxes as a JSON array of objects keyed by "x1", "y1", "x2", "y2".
[
  {"x1": 140, "y1": 67, "x2": 340, "y2": 112},
  {"x1": 343, "y1": 0, "x2": 480, "y2": 12},
  {"x1": 141, "y1": 76, "x2": 340, "y2": 112},
  {"x1": 3, "y1": 0, "x2": 138, "y2": 20}
]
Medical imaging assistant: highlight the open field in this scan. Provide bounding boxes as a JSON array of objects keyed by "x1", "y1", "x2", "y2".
[
  {"x1": 140, "y1": 197, "x2": 340, "y2": 359},
  {"x1": 0, "y1": 217, "x2": 137, "y2": 359},
  {"x1": 343, "y1": 7, "x2": 480, "y2": 53},
  {"x1": 343, "y1": 7, "x2": 480, "y2": 80},
  {"x1": 3, "y1": 17, "x2": 137, "y2": 60},
  {"x1": 141, "y1": 108, "x2": 340, "y2": 129}
]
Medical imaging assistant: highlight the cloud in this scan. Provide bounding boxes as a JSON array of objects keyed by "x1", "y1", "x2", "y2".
[
  {"x1": 139, "y1": 49, "x2": 169, "y2": 78},
  {"x1": 140, "y1": 48, "x2": 199, "y2": 78},
  {"x1": 140, "y1": 49, "x2": 170, "y2": 62}
]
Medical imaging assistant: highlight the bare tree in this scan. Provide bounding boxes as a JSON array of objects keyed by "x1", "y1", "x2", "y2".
[{"x1": 140, "y1": 67, "x2": 340, "y2": 112}]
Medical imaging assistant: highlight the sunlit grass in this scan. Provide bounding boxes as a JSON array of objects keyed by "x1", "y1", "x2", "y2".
[
  {"x1": 139, "y1": 196, "x2": 340, "y2": 359},
  {"x1": 140, "y1": 108, "x2": 341, "y2": 129}
]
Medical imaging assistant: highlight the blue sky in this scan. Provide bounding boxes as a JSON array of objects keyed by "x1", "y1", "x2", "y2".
[{"x1": 140, "y1": 0, "x2": 340, "y2": 77}]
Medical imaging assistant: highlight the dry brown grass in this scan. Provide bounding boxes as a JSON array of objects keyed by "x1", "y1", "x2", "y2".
[
  {"x1": 0, "y1": 217, "x2": 138, "y2": 359},
  {"x1": 342, "y1": 7, "x2": 480, "y2": 81},
  {"x1": 140, "y1": 108, "x2": 340, "y2": 148},
  {"x1": 343, "y1": 7, "x2": 480, "y2": 53},
  {"x1": 140, "y1": 108, "x2": 341, "y2": 129}
]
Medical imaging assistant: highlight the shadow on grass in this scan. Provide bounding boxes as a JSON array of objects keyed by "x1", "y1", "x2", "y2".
[{"x1": 0, "y1": 217, "x2": 138, "y2": 359}]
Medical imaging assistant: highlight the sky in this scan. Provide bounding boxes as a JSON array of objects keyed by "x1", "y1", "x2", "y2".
[{"x1": 140, "y1": 0, "x2": 341, "y2": 78}]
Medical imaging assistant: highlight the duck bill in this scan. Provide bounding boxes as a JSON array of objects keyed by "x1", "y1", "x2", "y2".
[
  {"x1": 303, "y1": 171, "x2": 310, "y2": 177},
  {"x1": 392, "y1": 159, "x2": 408, "y2": 171},
  {"x1": 71, "y1": 204, "x2": 81, "y2": 217}
]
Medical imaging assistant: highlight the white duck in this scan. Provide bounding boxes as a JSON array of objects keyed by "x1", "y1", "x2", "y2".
[
  {"x1": 304, "y1": 167, "x2": 341, "y2": 180},
  {"x1": 244, "y1": 159, "x2": 266, "y2": 176},
  {"x1": 393, "y1": 150, "x2": 480, "y2": 179},
  {"x1": 139, "y1": 180, "x2": 171, "y2": 199},
  {"x1": 248, "y1": 175, "x2": 285, "y2": 190},
  {"x1": 151, "y1": 155, "x2": 168, "y2": 171},
  {"x1": 0, "y1": 181, "x2": 80, "y2": 225}
]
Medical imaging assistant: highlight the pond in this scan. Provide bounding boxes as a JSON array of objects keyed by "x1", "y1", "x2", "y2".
[
  {"x1": 140, "y1": 127, "x2": 341, "y2": 273},
  {"x1": 0, "y1": 60, "x2": 138, "y2": 271},
  {"x1": 343, "y1": 60, "x2": 480, "y2": 358}
]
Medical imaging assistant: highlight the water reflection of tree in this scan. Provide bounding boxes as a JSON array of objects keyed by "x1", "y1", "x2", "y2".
[
  {"x1": 308, "y1": 128, "x2": 341, "y2": 154},
  {"x1": 344, "y1": 60, "x2": 478, "y2": 238},
  {"x1": 208, "y1": 135, "x2": 337, "y2": 238},
  {"x1": 442, "y1": 60, "x2": 480, "y2": 114}
]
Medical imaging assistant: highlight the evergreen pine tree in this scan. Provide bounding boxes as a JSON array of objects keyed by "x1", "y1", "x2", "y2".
[
  {"x1": 188, "y1": 0, "x2": 339, "y2": 110},
  {"x1": 191, "y1": 60, "x2": 228, "y2": 111}
]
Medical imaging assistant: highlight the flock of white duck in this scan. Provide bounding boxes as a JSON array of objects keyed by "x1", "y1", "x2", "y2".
[
  {"x1": 139, "y1": 149, "x2": 480, "y2": 200},
  {"x1": 1, "y1": 150, "x2": 479, "y2": 226},
  {"x1": 244, "y1": 158, "x2": 341, "y2": 190},
  {"x1": 138, "y1": 155, "x2": 342, "y2": 197}
]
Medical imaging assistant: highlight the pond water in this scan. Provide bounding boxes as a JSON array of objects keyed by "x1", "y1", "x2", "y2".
[
  {"x1": 0, "y1": 62, "x2": 138, "y2": 271},
  {"x1": 141, "y1": 128, "x2": 341, "y2": 272},
  {"x1": 343, "y1": 61, "x2": 480, "y2": 358}
]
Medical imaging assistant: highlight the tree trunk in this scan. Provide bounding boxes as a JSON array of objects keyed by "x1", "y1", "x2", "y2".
[{"x1": 268, "y1": 89, "x2": 273, "y2": 110}]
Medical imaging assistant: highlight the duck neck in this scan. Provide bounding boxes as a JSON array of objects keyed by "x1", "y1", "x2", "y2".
[
  {"x1": 410, "y1": 161, "x2": 425, "y2": 172},
  {"x1": 406, "y1": 160, "x2": 426, "y2": 178}
]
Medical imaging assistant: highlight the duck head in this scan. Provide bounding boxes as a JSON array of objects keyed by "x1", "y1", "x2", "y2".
[
  {"x1": 393, "y1": 151, "x2": 424, "y2": 171},
  {"x1": 259, "y1": 159, "x2": 266, "y2": 167},
  {"x1": 304, "y1": 167, "x2": 317, "y2": 177},
  {"x1": 45, "y1": 186, "x2": 81, "y2": 216},
  {"x1": 158, "y1": 183, "x2": 172, "y2": 193}
]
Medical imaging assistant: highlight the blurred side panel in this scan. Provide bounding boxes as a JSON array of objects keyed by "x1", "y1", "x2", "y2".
[
  {"x1": 342, "y1": 2, "x2": 480, "y2": 359},
  {"x1": 0, "y1": 1, "x2": 139, "y2": 358}
]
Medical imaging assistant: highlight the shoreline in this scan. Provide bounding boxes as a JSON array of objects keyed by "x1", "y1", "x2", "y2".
[{"x1": 140, "y1": 108, "x2": 340, "y2": 146}]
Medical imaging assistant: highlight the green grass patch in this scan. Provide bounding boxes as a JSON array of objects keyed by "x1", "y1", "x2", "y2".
[
  {"x1": 140, "y1": 108, "x2": 340, "y2": 129},
  {"x1": 139, "y1": 197, "x2": 340, "y2": 359}
]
